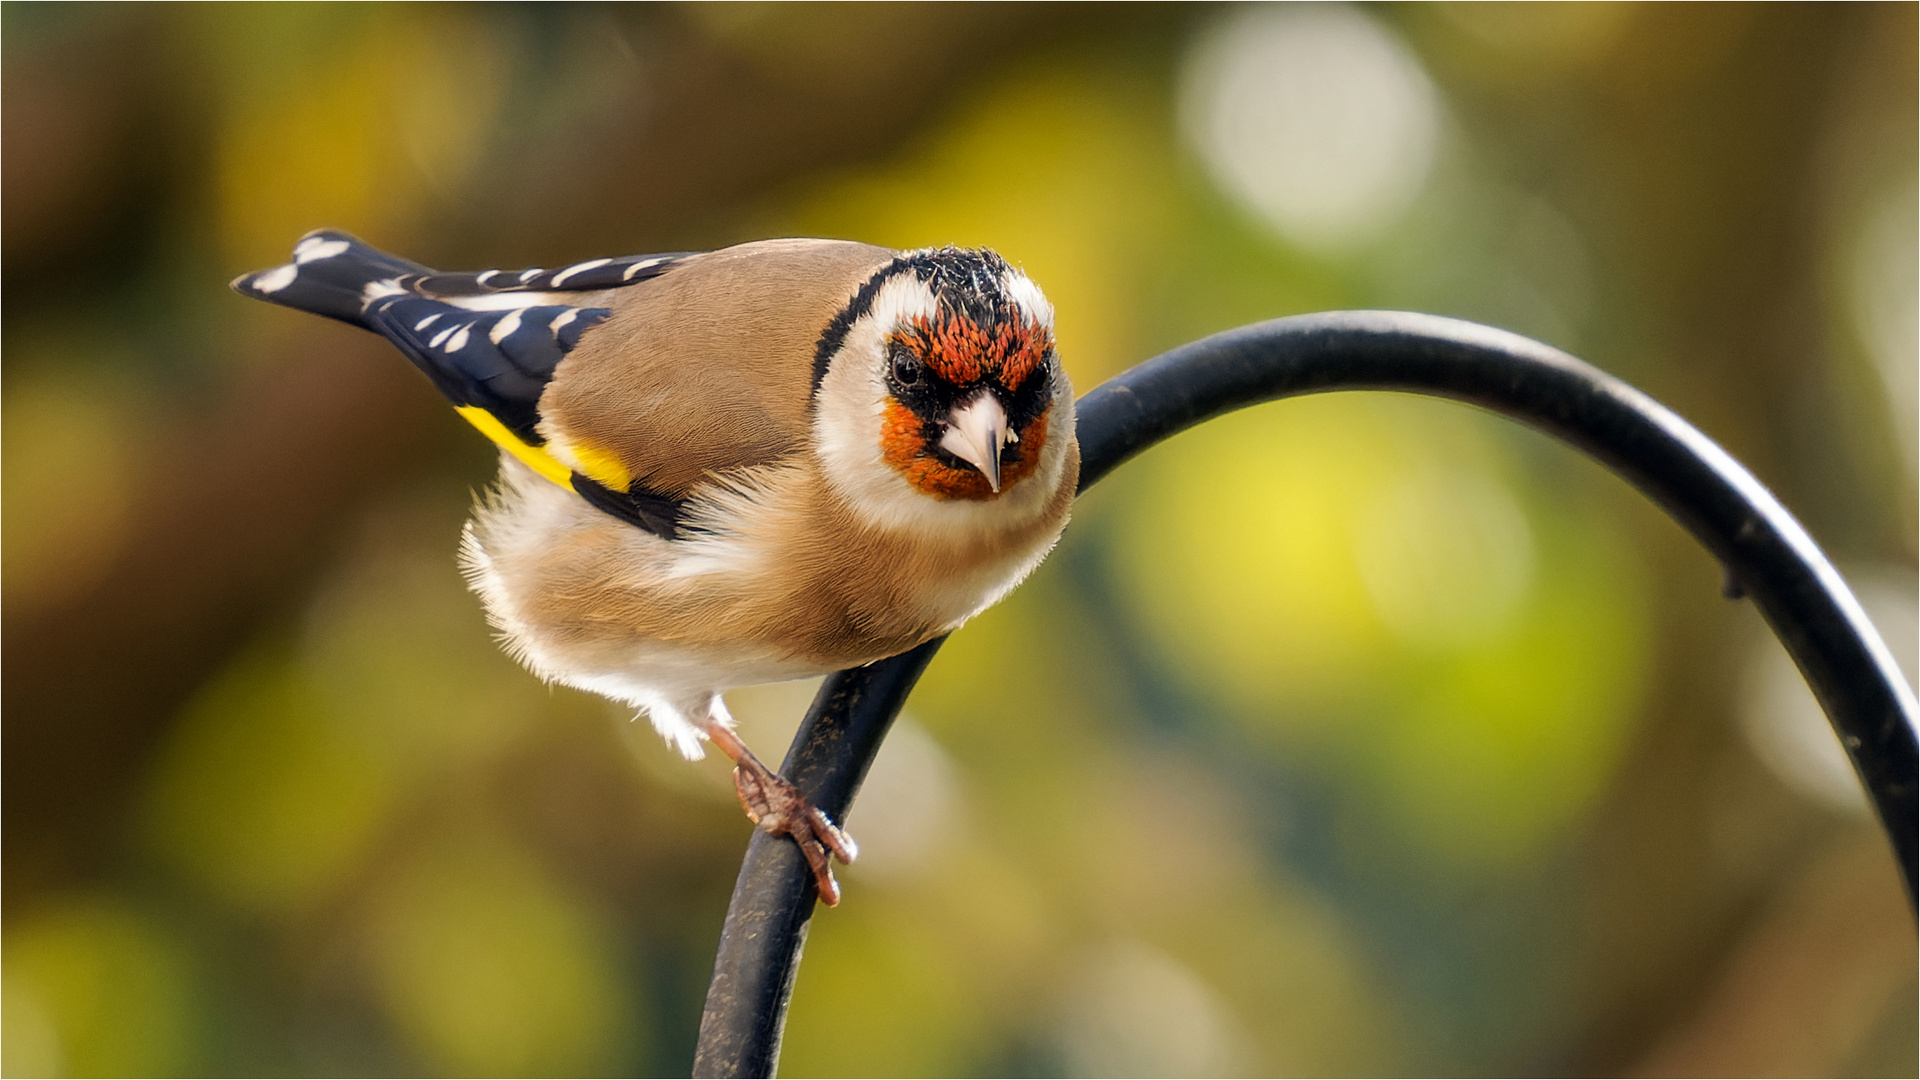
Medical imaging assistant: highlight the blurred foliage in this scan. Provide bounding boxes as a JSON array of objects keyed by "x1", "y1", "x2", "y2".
[
  {"x1": 1108, "y1": 395, "x2": 1652, "y2": 868},
  {"x1": 2, "y1": 3, "x2": 1915, "y2": 1077}
]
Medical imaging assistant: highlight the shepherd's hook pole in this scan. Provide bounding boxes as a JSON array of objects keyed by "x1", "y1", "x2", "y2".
[{"x1": 691, "y1": 311, "x2": 1919, "y2": 1079}]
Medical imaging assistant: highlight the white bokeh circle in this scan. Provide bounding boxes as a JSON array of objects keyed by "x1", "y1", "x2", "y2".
[{"x1": 1180, "y1": 4, "x2": 1440, "y2": 255}]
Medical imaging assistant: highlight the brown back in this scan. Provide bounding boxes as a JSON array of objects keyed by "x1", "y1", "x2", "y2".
[{"x1": 539, "y1": 238, "x2": 895, "y2": 496}]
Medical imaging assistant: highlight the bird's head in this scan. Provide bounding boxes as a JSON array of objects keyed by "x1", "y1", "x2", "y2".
[{"x1": 812, "y1": 247, "x2": 1075, "y2": 531}]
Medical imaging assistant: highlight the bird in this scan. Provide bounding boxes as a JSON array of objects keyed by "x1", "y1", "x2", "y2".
[{"x1": 233, "y1": 231, "x2": 1078, "y2": 904}]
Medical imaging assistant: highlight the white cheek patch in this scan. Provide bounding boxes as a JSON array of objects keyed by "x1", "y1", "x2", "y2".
[
  {"x1": 812, "y1": 274, "x2": 938, "y2": 499},
  {"x1": 813, "y1": 321, "x2": 895, "y2": 507}
]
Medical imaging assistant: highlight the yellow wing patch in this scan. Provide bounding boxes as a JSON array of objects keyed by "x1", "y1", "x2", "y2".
[
  {"x1": 567, "y1": 440, "x2": 634, "y2": 493},
  {"x1": 455, "y1": 407, "x2": 575, "y2": 490}
]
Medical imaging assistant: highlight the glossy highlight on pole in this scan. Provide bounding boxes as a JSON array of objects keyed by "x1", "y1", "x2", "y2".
[{"x1": 691, "y1": 310, "x2": 1920, "y2": 1079}]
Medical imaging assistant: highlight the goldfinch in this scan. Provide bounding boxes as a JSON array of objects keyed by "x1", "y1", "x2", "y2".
[{"x1": 233, "y1": 232, "x2": 1078, "y2": 904}]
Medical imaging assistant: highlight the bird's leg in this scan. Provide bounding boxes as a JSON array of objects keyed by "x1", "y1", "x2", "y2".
[{"x1": 700, "y1": 706, "x2": 859, "y2": 906}]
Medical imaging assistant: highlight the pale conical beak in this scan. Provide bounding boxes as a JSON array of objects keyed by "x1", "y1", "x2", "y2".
[{"x1": 938, "y1": 391, "x2": 1011, "y2": 492}]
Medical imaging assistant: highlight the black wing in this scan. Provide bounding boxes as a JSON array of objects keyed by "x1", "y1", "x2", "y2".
[
  {"x1": 231, "y1": 230, "x2": 691, "y2": 444},
  {"x1": 232, "y1": 230, "x2": 701, "y2": 540}
]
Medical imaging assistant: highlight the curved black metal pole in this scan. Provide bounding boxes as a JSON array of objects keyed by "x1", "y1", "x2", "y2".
[
  {"x1": 691, "y1": 636, "x2": 946, "y2": 1078},
  {"x1": 692, "y1": 310, "x2": 1919, "y2": 1078}
]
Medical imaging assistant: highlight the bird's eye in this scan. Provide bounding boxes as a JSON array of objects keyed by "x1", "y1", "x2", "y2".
[{"x1": 891, "y1": 350, "x2": 923, "y2": 387}]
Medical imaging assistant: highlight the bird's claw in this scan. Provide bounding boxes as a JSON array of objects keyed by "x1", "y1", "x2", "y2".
[{"x1": 733, "y1": 764, "x2": 859, "y2": 906}]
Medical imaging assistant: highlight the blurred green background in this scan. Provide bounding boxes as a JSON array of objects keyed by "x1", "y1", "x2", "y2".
[{"x1": 3, "y1": 3, "x2": 1915, "y2": 1076}]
